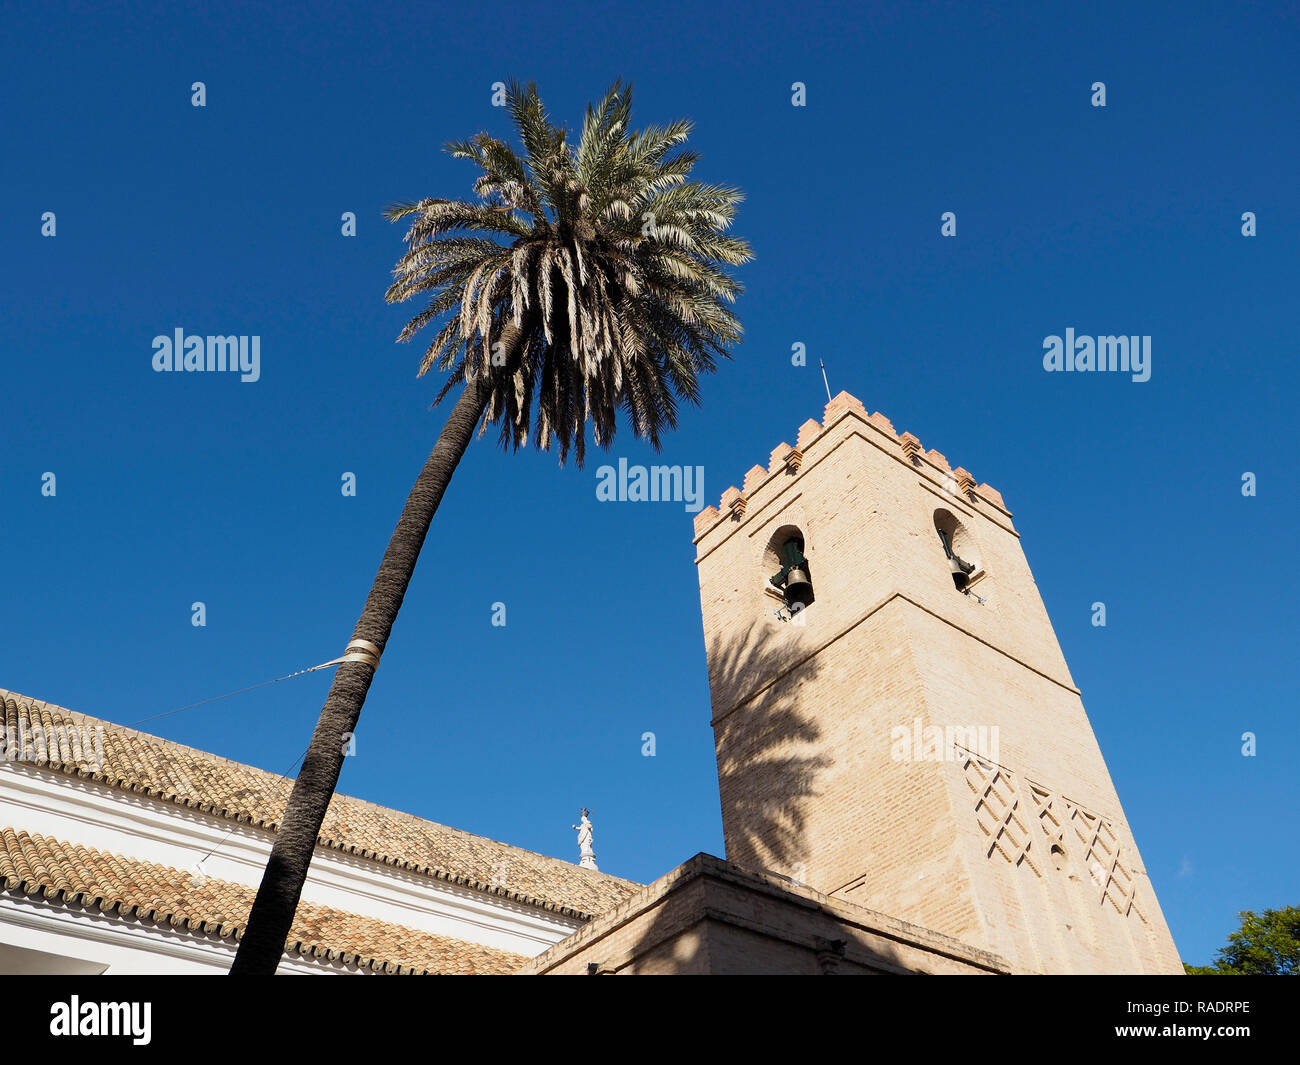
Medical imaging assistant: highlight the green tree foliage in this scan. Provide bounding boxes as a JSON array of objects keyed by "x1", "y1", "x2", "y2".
[{"x1": 1184, "y1": 905, "x2": 1299, "y2": 975}]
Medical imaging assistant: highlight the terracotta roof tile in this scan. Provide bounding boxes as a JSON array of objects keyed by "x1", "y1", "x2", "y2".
[
  {"x1": 0, "y1": 688, "x2": 638, "y2": 920},
  {"x1": 0, "y1": 828, "x2": 524, "y2": 974}
]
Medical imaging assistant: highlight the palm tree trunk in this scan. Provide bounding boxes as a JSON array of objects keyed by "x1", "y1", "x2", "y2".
[{"x1": 229, "y1": 353, "x2": 505, "y2": 974}]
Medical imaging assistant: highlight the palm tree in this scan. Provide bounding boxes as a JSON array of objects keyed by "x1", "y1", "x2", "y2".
[{"x1": 230, "y1": 80, "x2": 752, "y2": 974}]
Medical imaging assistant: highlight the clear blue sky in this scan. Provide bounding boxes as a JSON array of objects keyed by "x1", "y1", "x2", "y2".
[{"x1": 2, "y1": 0, "x2": 1295, "y2": 966}]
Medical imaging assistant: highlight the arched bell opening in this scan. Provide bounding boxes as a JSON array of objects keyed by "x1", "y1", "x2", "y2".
[
  {"x1": 764, "y1": 525, "x2": 815, "y2": 611},
  {"x1": 934, "y1": 509, "x2": 982, "y2": 594}
]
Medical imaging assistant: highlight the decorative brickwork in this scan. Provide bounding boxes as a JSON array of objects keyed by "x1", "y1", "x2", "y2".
[
  {"x1": 1029, "y1": 785, "x2": 1147, "y2": 922},
  {"x1": 960, "y1": 750, "x2": 1040, "y2": 875},
  {"x1": 962, "y1": 749, "x2": 1148, "y2": 925}
]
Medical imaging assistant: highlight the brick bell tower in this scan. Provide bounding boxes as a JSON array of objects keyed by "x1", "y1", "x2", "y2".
[{"x1": 691, "y1": 391, "x2": 1182, "y2": 974}]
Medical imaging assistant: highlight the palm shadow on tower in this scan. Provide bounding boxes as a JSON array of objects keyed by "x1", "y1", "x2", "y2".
[{"x1": 705, "y1": 628, "x2": 832, "y2": 884}]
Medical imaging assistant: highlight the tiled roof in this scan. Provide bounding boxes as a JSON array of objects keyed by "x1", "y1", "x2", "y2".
[
  {"x1": 0, "y1": 688, "x2": 638, "y2": 920},
  {"x1": 0, "y1": 828, "x2": 525, "y2": 974}
]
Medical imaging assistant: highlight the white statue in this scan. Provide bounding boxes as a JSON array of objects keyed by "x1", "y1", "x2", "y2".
[{"x1": 572, "y1": 808, "x2": 598, "y2": 870}]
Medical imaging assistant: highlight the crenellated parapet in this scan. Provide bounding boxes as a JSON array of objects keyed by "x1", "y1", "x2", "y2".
[{"x1": 693, "y1": 391, "x2": 1009, "y2": 540}]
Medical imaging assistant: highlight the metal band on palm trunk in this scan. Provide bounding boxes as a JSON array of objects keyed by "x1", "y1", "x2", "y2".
[{"x1": 339, "y1": 639, "x2": 382, "y2": 669}]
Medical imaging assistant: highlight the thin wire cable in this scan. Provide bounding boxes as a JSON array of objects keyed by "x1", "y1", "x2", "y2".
[
  {"x1": 126, "y1": 658, "x2": 343, "y2": 728},
  {"x1": 193, "y1": 744, "x2": 314, "y2": 877},
  {"x1": 107, "y1": 657, "x2": 340, "y2": 884}
]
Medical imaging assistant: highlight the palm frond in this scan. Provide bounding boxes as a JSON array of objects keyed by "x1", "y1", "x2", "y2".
[{"x1": 387, "y1": 81, "x2": 753, "y2": 466}]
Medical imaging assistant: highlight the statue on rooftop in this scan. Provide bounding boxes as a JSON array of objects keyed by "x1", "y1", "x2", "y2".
[{"x1": 573, "y1": 808, "x2": 598, "y2": 870}]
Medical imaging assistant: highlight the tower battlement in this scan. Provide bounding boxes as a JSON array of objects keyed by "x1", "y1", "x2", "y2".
[{"x1": 693, "y1": 391, "x2": 1008, "y2": 542}]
